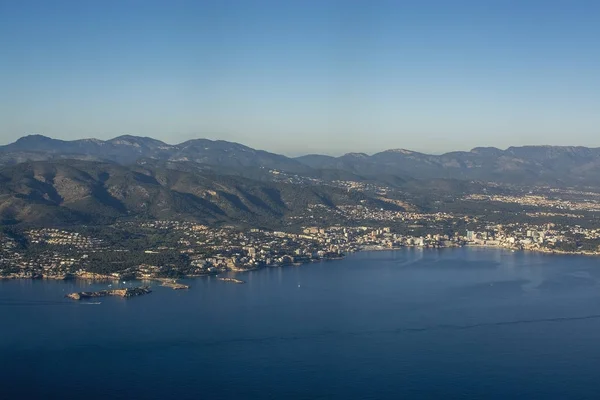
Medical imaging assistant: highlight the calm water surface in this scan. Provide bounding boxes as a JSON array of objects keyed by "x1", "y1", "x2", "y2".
[{"x1": 2, "y1": 248, "x2": 600, "y2": 399}]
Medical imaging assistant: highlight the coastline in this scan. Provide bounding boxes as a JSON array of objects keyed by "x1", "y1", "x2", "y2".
[
  {"x1": 1, "y1": 244, "x2": 598, "y2": 282},
  {"x1": 463, "y1": 243, "x2": 600, "y2": 257}
]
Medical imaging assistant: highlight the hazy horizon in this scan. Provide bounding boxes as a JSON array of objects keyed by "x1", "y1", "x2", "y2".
[
  {"x1": 4, "y1": 132, "x2": 600, "y2": 158},
  {"x1": 2, "y1": 0, "x2": 600, "y2": 154}
]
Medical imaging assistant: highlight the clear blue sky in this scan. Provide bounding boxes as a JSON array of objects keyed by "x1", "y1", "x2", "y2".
[{"x1": 1, "y1": 0, "x2": 599, "y2": 155}]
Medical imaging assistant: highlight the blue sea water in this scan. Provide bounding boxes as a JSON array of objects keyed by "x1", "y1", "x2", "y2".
[{"x1": 2, "y1": 248, "x2": 600, "y2": 399}]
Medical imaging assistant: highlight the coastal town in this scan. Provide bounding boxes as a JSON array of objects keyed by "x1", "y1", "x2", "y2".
[{"x1": 2, "y1": 187, "x2": 600, "y2": 281}]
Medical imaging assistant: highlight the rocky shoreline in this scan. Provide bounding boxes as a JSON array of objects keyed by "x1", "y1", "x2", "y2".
[
  {"x1": 66, "y1": 286, "x2": 152, "y2": 300},
  {"x1": 217, "y1": 277, "x2": 245, "y2": 284},
  {"x1": 159, "y1": 279, "x2": 190, "y2": 290}
]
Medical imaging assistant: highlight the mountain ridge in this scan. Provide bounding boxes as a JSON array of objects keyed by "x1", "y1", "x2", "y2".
[
  {"x1": 0, "y1": 158, "x2": 406, "y2": 227},
  {"x1": 4, "y1": 133, "x2": 600, "y2": 158},
  {"x1": 3, "y1": 134, "x2": 600, "y2": 186}
]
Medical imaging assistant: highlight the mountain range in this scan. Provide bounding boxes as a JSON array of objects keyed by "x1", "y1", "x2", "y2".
[
  {"x1": 0, "y1": 134, "x2": 310, "y2": 174},
  {"x1": 2, "y1": 135, "x2": 600, "y2": 186},
  {"x1": 0, "y1": 134, "x2": 599, "y2": 226},
  {"x1": 297, "y1": 146, "x2": 600, "y2": 185},
  {"x1": 0, "y1": 159, "x2": 403, "y2": 227}
]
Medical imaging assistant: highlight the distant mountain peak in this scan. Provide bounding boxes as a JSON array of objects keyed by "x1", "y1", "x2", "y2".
[
  {"x1": 385, "y1": 148, "x2": 416, "y2": 155},
  {"x1": 108, "y1": 135, "x2": 169, "y2": 147},
  {"x1": 470, "y1": 146, "x2": 502, "y2": 154},
  {"x1": 15, "y1": 134, "x2": 56, "y2": 142},
  {"x1": 111, "y1": 139, "x2": 141, "y2": 147},
  {"x1": 80, "y1": 138, "x2": 104, "y2": 144},
  {"x1": 7, "y1": 134, "x2": 68, "y2": 152},
  {"x1": 343, "y1": 152, "x2": 369, "y2": 158}
]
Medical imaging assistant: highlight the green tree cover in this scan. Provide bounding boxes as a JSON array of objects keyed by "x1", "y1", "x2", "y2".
[{"x1": 84, "y1": 250, "x2": 190, "y2": 275}]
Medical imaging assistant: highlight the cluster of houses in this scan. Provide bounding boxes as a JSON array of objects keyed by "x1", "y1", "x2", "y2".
[
  {"x1": 3, "y1": 206, "x2": 600, "y2": 279},
  {"x1": 26, "y1": 229, "x2": 103, "y2": 249},
  {"x1": 466, "y1": 194, "x2": 600, "y2": 212},
  {"x1": 464, "y1": 223, "x2": 600, "y2": 254}
]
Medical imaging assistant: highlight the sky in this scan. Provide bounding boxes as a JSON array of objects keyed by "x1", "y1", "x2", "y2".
[{"x1": 1, "y1": 0, "x2": 599, "y2": 156}]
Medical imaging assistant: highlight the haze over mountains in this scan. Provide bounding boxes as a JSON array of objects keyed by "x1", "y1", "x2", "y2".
[
  {"x1": 0, "y1": 134, "x2": 311, "y2": 174},
  {"x1": 2, "y1": 134, "x2": 600, "y2": 185},
  {"x1": 1, "y1": 134, "x2": 599, "y2": 226},
  {"x1": 0, "y1": 135, "x2": 403, "y2": 226}
]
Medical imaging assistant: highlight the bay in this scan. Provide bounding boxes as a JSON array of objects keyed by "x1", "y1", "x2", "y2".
[{"x1": 2, "y1": 248, "x2": 600, "y2": 399}]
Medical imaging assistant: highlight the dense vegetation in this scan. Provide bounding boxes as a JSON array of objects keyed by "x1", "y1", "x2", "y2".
[{"x1": 84, "y1": 251, "x2": 190, "y2": 277}]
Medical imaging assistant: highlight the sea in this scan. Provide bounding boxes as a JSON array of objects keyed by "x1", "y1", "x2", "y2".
[{"x1": 2, "y1": 247, "x2": 600, "y2": 399}]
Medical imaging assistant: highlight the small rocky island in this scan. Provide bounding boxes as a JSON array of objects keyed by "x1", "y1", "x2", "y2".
[
  {"x1": 218, "y1": 277, "x2": 245, "y2": 284},
  {"x1": 66, "y1": 286, "x2": 152, "y2": 300},
  {"x1": 159, "y1": 279, "x2": 190, "y2": 290}
]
